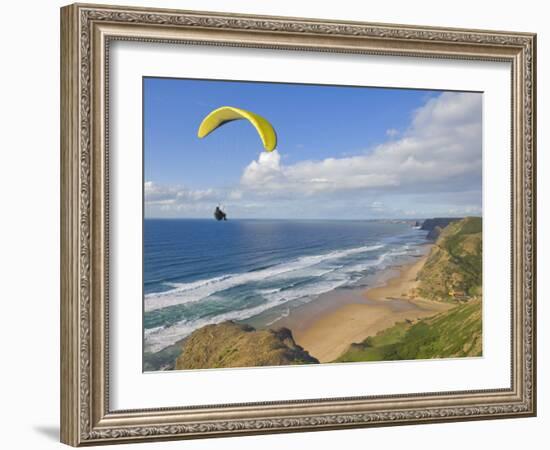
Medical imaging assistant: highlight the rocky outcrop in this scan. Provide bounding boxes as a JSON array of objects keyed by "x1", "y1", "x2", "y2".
[
  {"x1": 421, "y1": 218, "x2": 462, "y2": 240},
  {"x1": 426, "y1": 225, "x2": 443, "y2": 241},
  {"x1": 175, "y1": 321, "x2": 319, "y2": 370},
  {"x1": 416, "y1": 217, "x2": 482, "y2": 302}
]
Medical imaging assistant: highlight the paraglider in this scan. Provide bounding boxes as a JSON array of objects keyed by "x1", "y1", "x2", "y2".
[
  {"x1": 197, "y1": 106, "x2": 277, "y2": 152},
  {"x1": 214, "y1": 206, "x2": 227, "y2": 221},
  {"x1": 197, "y1": 106, "x2": 278, "y2": 221}
]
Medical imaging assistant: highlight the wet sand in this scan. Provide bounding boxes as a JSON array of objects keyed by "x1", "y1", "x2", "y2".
[{"x1": 272, "y1": 245, "x2": 452, "y2": 362}]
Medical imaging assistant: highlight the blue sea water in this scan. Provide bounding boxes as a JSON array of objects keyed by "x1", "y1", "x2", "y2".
[{"x1": 143, "y1": 219, "x2": 429, "y2": 353}]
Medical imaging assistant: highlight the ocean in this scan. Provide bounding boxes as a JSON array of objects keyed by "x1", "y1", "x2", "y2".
[{"x1": 144, "y1": 219, "x2": 429, "y2": 354}]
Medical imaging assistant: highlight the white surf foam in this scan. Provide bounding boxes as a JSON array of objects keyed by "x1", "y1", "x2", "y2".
[
  {"x1": 143, "y1": 242, "x2": 422, "y2": 352},
  {"x1": 144, "y1": 244, "x2": 384, "y2": 312},
  {"x1": 144, "y1": 274, "x2": 351, "y2": 353}
]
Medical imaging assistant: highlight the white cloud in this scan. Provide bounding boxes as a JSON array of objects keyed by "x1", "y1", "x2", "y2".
[
  {"x1": 239, "y1": 92, "x2": 481, "y2": 197},
  {"x1": 241, "y1": 151, "x2": 283, "y2": 187},
  {"x1": 145, "y1": 181, "x2": 218, "y2": 204},
  {"x1": 386, "y1": 128, "x2": 399, "y2": 137},
  {"x1": 144, "y1": 181, "x2": 221, "y2": 216}
]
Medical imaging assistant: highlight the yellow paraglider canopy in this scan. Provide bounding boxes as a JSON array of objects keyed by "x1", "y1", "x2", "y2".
[{"x1": 197, "y1": 106, "x2": 277, "y2": 152}]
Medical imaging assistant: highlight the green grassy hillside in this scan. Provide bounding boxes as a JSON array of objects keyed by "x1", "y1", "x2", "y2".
[
  {"x1": 416, "y1": 217, "x2": 482, "y2": 301},
  {"x1": 335, "y1": 299, "x2": 482, "y2": 362}
]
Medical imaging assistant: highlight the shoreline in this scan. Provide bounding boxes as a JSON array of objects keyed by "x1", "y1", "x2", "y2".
[
  {"x1": 145, "y1": 243, "x2": 447, "y2": 370},
  {"x1": 271, "y1": 243, "x2": 453, "y2": 363}
]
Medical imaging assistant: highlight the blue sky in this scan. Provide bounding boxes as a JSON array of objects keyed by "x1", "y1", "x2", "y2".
[{"x1": 144, "y1": 77, "x2": 482, "y2": 219}]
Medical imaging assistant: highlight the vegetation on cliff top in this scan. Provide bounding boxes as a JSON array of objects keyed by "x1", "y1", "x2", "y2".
[
  {"x1": 175, "y1": 321, "x2": 319, "y2": 370},
  {"x1": 416, "y1": 217, "x2": 482, "y2": 301},
  {"x1": 335, "y1": 298, "x2": 482, "y2": 362}
]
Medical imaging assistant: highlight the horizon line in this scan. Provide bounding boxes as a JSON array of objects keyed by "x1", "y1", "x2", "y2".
[{"x1": 143, "y1": 215, "x2": 480, "y2": 221}]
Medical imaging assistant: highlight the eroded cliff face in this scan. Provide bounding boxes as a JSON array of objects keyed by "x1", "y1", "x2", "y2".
[
  {"x1": 175, "y1": 321, "x2": 319, "y2": 370},
  {"x1": 420, "y1": 217, "x2": 462, "y2": 235},
  {"x1": 416, "y1": 217, "x2": 482, "y2": 302}
]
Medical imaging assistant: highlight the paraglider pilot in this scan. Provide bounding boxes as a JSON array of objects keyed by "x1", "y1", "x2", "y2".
[
  {"x1": 197, "y1": 106, "x2": 277, "y2": 223},
  {"x1": 214, "y1": 206, "x2": 227, "y2": 221}
]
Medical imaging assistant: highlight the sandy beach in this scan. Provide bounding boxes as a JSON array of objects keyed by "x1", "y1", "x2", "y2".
[{"x1": 273, "y1": 245, "x2": 452, "y2": 362}]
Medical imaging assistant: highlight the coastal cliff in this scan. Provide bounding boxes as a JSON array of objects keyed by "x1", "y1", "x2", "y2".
[
  {"x1": 175, "y1": 321, "x2": 319, "y2": 369},
  {"x1": 416, "y1": 217, "x2": 482, "y2": 301},
  {"x1": 420, "y1": 217, "x2": 462, "y2": 233},
  {"x1": 336, "y1": 216, "x2": 483, "y2": 362},
  {"x1": 421, "y1": 218, "x2": 462, "y2": 241}
]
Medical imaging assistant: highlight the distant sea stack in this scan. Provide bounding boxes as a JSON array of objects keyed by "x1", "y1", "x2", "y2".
[
  {"x1": 175, "y1": 321, "x2": 319, "y2": 370},
  {"x1": 421, "y1": 217, "x2": 463, "y2": 240}
]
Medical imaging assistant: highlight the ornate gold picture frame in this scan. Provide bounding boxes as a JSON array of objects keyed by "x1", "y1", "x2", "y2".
[{"x1": 60, "y1": 3, "x2": 536, "y2": 446}]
